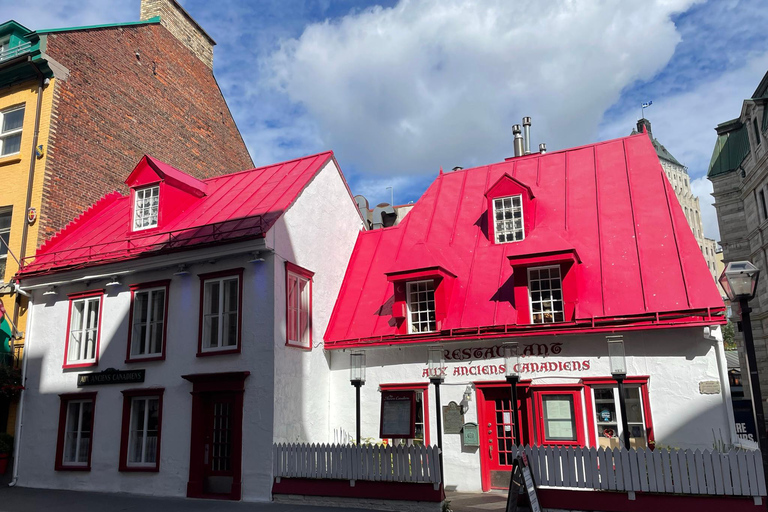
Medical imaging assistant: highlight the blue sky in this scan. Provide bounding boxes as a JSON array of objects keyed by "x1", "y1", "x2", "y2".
[{"x1": 6, "y1": 0, "x2": 768, "y2": 240}]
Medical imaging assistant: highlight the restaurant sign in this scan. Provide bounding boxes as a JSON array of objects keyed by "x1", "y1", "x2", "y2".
[{"x1": 77, "y1": 368, "x2": 145, "y2": 387}]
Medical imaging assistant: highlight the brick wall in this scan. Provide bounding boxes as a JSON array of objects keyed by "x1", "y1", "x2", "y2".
[
  {"x1": 140, "y1": 0, "x2": 214, "y2": 69},
  {"x1": 38, "y1": 23, "x2": 253, "y2": 242}
]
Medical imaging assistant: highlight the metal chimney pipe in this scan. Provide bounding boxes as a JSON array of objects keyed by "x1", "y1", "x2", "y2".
[
  {"x1": 522, "y1": 117, "x2": 532, "y2": 155},
  {"x1": 513, "y1": 125, "x2": 524, "y2": 157},
  {"x1": 539, "y1": 143, "x2": 547, "y2": 154}
]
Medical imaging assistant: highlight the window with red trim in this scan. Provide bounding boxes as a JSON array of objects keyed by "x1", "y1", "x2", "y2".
[
  {"x1": 133, "y1": 185, "x2": 160, "y2": 231},
  {"x1": 586, "y1": 380, "x2": 652, "y2": 449},
  {"x1": 379, "y1": 383, "x2": 430, "y2": 446},
  {"x1": 492, "y1": 195, "x2": 524, "y2": 243},
  {"x1": 285, "y1": 262, "x2": 313, "y2": 349},
  {"x1": 127, "y1": 281, "x2": 169, "y2": 362},
  {"x1": 119, "y1": 388, "x2": 163, "y2": 472},
  {"x1": 407, "y1": 280, "x2": 436, "y2": 334},
  {"x1": 198, "y1": 269, "x2": 243, "y2": 356},
  {"x1": 64, "y1": 290, "x2": 103, "y2": 368},
  {"x1": 528, "y1": 265, "x2": 564, "y2": 324},
  {"x1": 55, "y1": 392, "x2": 96, "y2": 471}
]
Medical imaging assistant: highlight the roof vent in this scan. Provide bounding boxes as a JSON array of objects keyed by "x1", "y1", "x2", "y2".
[
  {"x1": 513, "y1": 125, "x2": 524, "y2": 157},
  {"x1": 522, "y1": 117, "x2": 532, "y2": 155},
  {"x1": 452, "y1": 166, "x2": 463, "y2": 172},
  {"x1": 539, "y1": 143, "x2": 547, "y2": 154}
]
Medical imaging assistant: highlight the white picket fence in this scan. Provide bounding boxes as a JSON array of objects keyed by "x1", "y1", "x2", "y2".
[
  {"x1": 512, "y1": 445, "x2": 766, "y2": 497},
  {"x1": 273, "y1": 443, "x2": 442, "y2": 489}
]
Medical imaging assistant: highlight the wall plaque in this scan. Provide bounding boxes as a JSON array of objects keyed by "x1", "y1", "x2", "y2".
[
  {"x1": 443, "y1": 401, "x2": 464, "y2": 434},
  {"x1": 77, "y1": 368, "x2": 145, "y2": 387},
  {"x1": 699, "y1": 381, "x2": 721, "y2": 395}
]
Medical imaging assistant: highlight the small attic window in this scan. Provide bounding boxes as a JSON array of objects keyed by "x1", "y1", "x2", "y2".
[
  {"x1": 133, "y1": 185, "x2": 159, "y2": 231},
  {"x1": 493, "y1": 195, "x2": 524, "y2": 243}
]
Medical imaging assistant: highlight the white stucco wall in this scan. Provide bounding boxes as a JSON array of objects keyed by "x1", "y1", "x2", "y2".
[
  {"x1": 268, "y1": 160, "x2": 364, "y2": 446},
  {"x1": 326, "y1": 328, "x2": 732, "y2": 492}
]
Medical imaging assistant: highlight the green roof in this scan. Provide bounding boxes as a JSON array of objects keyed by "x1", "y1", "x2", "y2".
[
  {"x1": 629, "y1": 127, "x2": 684, "y2": 166},
  {"x1": 32, "y1": 16, "x2": 160, "y2": 35},
  {"x1": 708, "y1": 122, "x2": 750, "y2": 178}
]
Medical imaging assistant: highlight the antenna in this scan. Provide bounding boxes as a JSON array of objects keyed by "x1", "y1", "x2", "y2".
[{"x1": 385, "y1": 186, "x2": 393, "y2": 206}]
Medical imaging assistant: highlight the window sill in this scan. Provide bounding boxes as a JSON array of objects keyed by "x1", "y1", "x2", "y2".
[
  {"x1": 0, "y1": 155, "x2": 21, "y2": 167},
  {"x1": 63, "y1": 361, "x2": 97, "y2": 370},
  {"x1": 125, "y1": 355, "x2": 165, "y2": 364},
  {"x1": 55, "y1": 465, "x2": 91, "y2": 472},
  {"x1": 285, "y1": 341, "x2": 312, "y2": 351},
  {"x1": 119, "y1": 465, "x2": 160, "y2": 473},
  {"x1": 197, "y1": 347, "x2": 241, "y2": 357}
]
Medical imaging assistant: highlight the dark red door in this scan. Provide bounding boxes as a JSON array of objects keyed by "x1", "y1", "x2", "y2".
[
  {"x1": 203, "y1": 394, "x2": 235, "y2": 495},
  {"x1": 478, "y1": 385, "x2": 522, "y2": 490}
]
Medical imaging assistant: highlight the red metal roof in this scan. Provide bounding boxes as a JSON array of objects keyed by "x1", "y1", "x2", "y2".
[
  {"x1": 19, "y1": 151, "x2": 336, "y2": 277},
  {"x1": 325, "y1": 134, "x2": 725, "y2": 349}
]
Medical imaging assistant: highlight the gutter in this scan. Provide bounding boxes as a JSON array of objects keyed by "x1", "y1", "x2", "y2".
[
  {"x1": 708, "y1": 326, "x2": 740, "y2": 446},
  {"x1": 12, "y1": 57, "x2": 46, "y2": 333},
  {"x1": 8, "y1": 298, "x2": 34, "y2": 487}
]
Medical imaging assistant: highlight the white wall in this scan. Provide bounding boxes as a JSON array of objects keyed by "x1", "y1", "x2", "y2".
[
  {"x1": 268, "y1": 159, "x2": 364, "y2": 446},
  {"x1": 326, "y1": 328, "x2": 731, "y2": 492}
]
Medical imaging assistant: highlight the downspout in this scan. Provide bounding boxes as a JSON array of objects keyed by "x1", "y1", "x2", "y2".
[
  {"x1": 8, "y1": 60, "x2": 45, "y2": 487},
  {"x1": 13, "y1": 58, "x2": 45, "y2": 332},
  {"x1": 709, "y1": 326, "x2": 739, "y2": 446}
]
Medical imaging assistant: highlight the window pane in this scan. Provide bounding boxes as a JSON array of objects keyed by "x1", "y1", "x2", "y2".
[
  {"x1": 224, "y1": 278, "x2": 238, "y2": 313},
  {"x1": 129, "y1": 398, "x2": 146, "y2": 463},
  {"x1": 494, "y1": 195, "x2": 524, "y2": 243},
  {"x1": 2, "y1": 108, "x2": 24, "y2": 132},
  {"x1": 407, "y1": 280, "x2": 436, "y2": 333},
  {"x1": 542, "y1": 395, "x2": 576, "y2": 441},
  {"x1": 529, "y1": 266, "x2": 564, "y2": 324},
  {"x1": 1, "y1": 133, "x2": 21, "y2": 155},
  {"x1": 205, "y1": 281, "x2": 220, "y2": 315}
]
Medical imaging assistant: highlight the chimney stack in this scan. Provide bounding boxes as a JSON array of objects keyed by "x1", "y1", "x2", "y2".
[
  {"x1": 522, "y1": 117, "x2": 532, "y2": 155},
  {"x1": 140, "y1": 0, "x2": 216, "y2": 69},
  {"x1": 513, "y1": 125, "x2": 524, "y2": 157},
  {"x1": 539, "y1": 143, "x2": 547, "y2": 154},
  {"x1": 636, "y1": 118, "x2": 653, "y2": 140}
]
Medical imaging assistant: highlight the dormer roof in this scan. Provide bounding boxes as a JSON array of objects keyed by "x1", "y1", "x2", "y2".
[
  {"x1": 126, "y1": 155, "x2": 207, "y2": 197},
  {"x1": 325, "y1": 133, "x2": 725, "y2": 349}
]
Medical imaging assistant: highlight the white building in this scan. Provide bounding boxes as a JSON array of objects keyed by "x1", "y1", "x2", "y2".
[{"x1": 13, "y1": 152, "x2": 363, "y2": 501}]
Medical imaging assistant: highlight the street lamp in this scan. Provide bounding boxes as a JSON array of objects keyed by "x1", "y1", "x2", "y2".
[
  {"x1": 607, "y1": 335, "x2": 631, "y2": 450},
  {"x1": 428, "y1": 346, "x2": 445, "y2": 484},
  {"x1": 720, "y1": 261, "x2": 767, "y2": 485},
  {"x1": 350, "y1": 351, "x2": 366, "y2": 445},
  {"x1": 503, "y1": 342, "x2": 521, "y2": 446}
]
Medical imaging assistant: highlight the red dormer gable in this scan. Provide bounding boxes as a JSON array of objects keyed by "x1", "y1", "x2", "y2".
[
  {"x1": 125, "y1": 156, "x2": 208, "y2": 233},
  {"x1": 485, "y1": 173, "x2": 535, "y2": 244}
]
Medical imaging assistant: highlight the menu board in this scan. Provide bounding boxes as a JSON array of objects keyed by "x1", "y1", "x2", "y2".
[{"x1": 380, "y1": 390, "x2": 416, "y2": 439}]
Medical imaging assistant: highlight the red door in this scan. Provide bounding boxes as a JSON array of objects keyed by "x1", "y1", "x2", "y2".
[
  {"x1": 202, "y1": 394, "x2": 236, "y2": 495},
  {"x1": 477, "y1": 385, "x2": 523, "y2": 490}
]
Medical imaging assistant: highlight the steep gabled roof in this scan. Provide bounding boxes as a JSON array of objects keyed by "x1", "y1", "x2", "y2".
[
  {"x1": 325, "y1": 134, "x2": 724, "y2": 348},
  {"x1": 19, "y1": 151, "x2": 336, "y2": 277}
]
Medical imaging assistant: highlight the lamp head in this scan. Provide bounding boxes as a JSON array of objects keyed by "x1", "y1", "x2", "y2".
[
  {"x1": 427, "y1": 345, "x2": 444, "y2": 382},
  {"x1": 607, "y1": 334, "x2": 627, "y2": 377},
  {"x1": 719, "y1": 261, "x2": 760, "y2": 302},
  {"x1": 350, "y1": 350, "x2": 366, "y2": 384}
]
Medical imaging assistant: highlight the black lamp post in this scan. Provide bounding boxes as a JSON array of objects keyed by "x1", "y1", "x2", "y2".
[
  {"x1": 720, "y1": 261, "x2": 768, "y2": 487},
  {"x1": 607, "y1": 335, "x2": 631, "y2": 450},
  {"x1": 428, "y1": 346, "x2": 445, "y2": 484},
  {"x1": 503, "y1": 342, "x2": 521, "y2": 446},
  {"x1": 350, "y1": 350, "x2": 366, "y2": 445}
]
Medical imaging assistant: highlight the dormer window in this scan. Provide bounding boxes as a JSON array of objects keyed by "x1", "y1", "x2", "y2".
[
  {"x1": 407, "y1": 280, "x2": 436, "y2": 333},
  {"x1": 528, "y1": 266, "x2": 564, "y2": 324},
  {"x1": 494, "y1": 195, "x2": 524, "y2": 243},
  {"x1": 134, "y1": 185, "x2": 159, "y2": 231}
]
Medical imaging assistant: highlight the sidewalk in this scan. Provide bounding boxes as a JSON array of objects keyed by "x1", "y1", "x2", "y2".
[{"x1": 0, "y1": 487, "x2": 383, "y2": 512}]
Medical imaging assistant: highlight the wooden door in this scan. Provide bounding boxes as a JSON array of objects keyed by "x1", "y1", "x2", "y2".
[
  {"x1": 478, "y1": 385, "x2": 522, "y2": 490},
  {"x1": 202, "y1": 394, "x2": 236, "y2": 496}
]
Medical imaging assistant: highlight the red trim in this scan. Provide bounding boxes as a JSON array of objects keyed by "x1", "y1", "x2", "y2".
[
  {"x1": 486, "y1": 175, "x2": 535, "y2": 245},
  {"x1": 272, "y1": 478, "x2": 443, "y2": 503},
  {"x1": 582, "y1": 376, "x2": 654, "y2": 448},
  {"x1": 128, "y1": 182, "x2": 162, "y2": 235},
  {"x1": 507, "y1": 250, "x2": 580, "y2": 267},
  {"x1": 118, "y1": 388, "x2": 164, "y2": 472},
  {"x1": 197, "y1": 268, "x2": 244, "y2": 357},
  {"x1": 379, "y1": 383, "x2": 430, "y2": 445},
  {"x1": 63, "y1": 290, "x2": 104, "y2": 369},
  {"x1": 533, "y1": 387, "x2": 585, "y2": 446},
  {"x1": 125, "y1": 280, "x2": 171, "y2": 363},
  {"x1": 285, "y1": 262, "x2": 313, "y2": 350},
  {"x1": 54, "y1": 392, "x2": 97, "y2": 471},
  {"x1": 183, "y1": 372, "x2": 249, "y2": 500}
]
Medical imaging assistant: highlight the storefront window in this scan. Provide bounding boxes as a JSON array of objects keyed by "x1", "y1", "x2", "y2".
[
  {"x1": 392, "y1": 390, "x2": 425, "y2": 447},
  {"x1": 542, "y1": 395, "x2": 576, "y2": 442},
  {"x1": 592, "y1": 386, "x2": 647, "y2": 448}
]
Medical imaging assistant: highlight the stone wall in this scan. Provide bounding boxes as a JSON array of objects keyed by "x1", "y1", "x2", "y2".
[{"x1": 140, "y1": 0, "x2": 214, "y2": 68}]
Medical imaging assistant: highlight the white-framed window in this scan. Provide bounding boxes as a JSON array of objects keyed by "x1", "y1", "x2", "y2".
[
  {"x1": 67, "y1": 295, "x2": 101, "y2": 365},
  {"x1": 62, "y1": 399, "x2": 93, "y2": 466},
  {"x1": 129, "y1": 286, "x2": 166, "y2": 359},
  {"x1": 0, "y1": 209, "x2": 11, "y2": 281},
  {"x1": 133, "y1": 185, "x2": 159, "y2": 230},
  {"x1": 407, "y1": 280, "x2": 436, "y2": 334},
  {"x1": 127, "y1": 396, "x2": 160, "y2": 466},
  {"x1": 591, "y1": 385, "x2": 647, "y2": 449},
  {"x1": 286, "y1": 268, "x2": 312, "y2": 349},
  {"x1": 0, "y1": 106, "x2": 24, "y2": 157},
  {"x1": 493, "y1": 194, "x2": 524, "y2": 243},
  {"x1": 201, "y1": 274, "x2": 240, "y2": 351},
  {"x1": 528, "y1": 265, "x2": 564, "y2": 324}
]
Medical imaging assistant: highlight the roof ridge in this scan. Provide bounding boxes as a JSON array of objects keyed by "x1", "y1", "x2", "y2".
[
  {"x1": 202, "y1": 151, "x2": 334, "y2": 183},
  {"x1": 36, "y1": 191, "x2": 124, "y2": 255}
]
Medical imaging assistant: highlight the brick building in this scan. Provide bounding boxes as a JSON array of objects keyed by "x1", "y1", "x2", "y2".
[
  {"x1": 0, "y1": 0, "x2": 252, "y2": 432},
  {"x1": 708, "y1": 70, "x2": 768, "y2": 425}
]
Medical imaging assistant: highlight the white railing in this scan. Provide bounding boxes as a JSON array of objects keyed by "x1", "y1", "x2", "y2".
[
  {"x1": 0, "y1": 42, "x2": 32, "y2": 63},
  {"x1": 514, "y1": 445, "x2": 766, "y2": 497},
  {"x1": 273, "y1": 443, "x2": 442, "y2": 489}
]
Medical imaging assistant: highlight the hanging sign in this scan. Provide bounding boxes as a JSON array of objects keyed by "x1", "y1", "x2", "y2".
[
  {"x1": 77, "y1": 368, "x2": 145, "y2": 387},
  {"x1": 380, "y1": 390, "x2": 415, "y2": 439}
]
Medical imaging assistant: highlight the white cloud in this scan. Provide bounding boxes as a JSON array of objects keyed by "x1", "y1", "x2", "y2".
[{"x1": 264, "y1": 0, "x2": 697, "y2": 176}]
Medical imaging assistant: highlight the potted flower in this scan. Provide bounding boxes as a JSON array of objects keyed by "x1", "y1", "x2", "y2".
[{"x1": 0, "y1": 433, "x2": 13, "y2": 474}]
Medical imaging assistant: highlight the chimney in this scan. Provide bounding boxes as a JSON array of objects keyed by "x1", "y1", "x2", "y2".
[
  {"x1": 522, "y1": 117, "x2": 532, "y2": 155},
  {"x1": 140, "y1": 0, "x2": 216, "y2": 69},
  {"x1": 636, "y1": 118, "x2": 653, "y2": 140},
  {"x1": 539, "y1": 143, "x2": 547, "y2": 154},
  {"x1": 513, "y1": 125, "x2": 524, "y2": 157}
]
